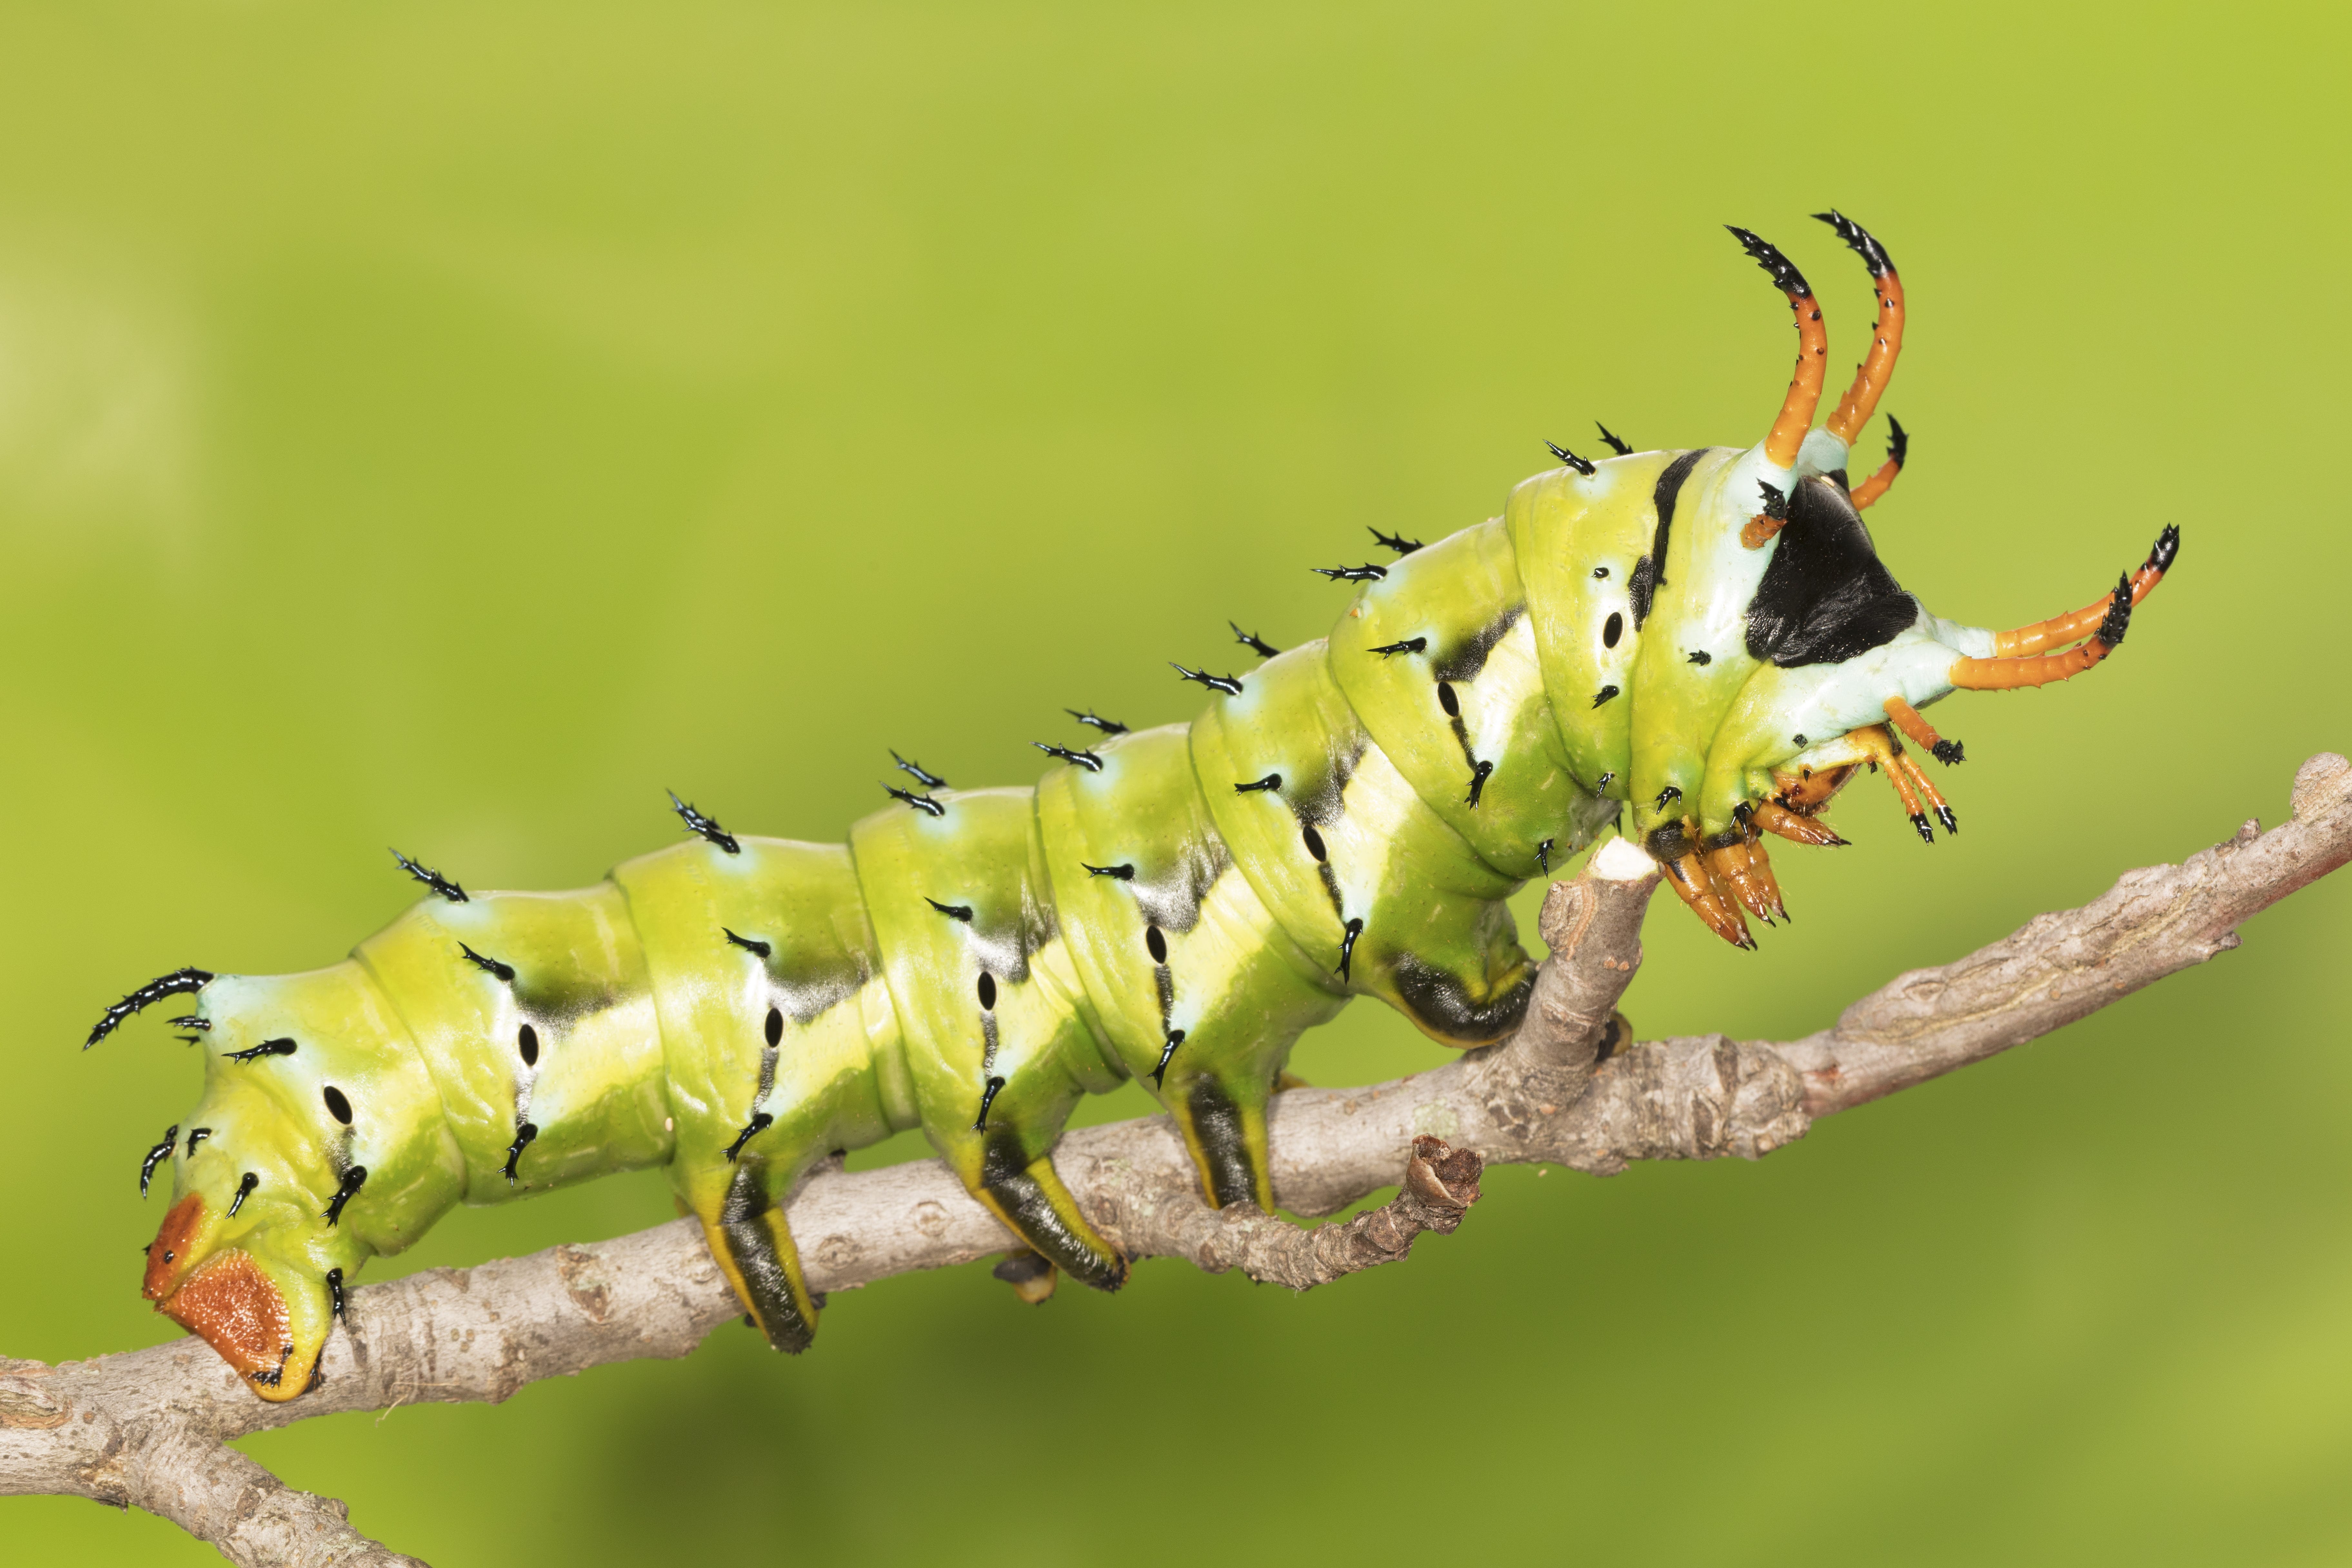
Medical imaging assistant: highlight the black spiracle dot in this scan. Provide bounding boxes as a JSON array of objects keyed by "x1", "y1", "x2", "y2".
[
  {"x1": 1603, "y1": 611, "x2": 1623, "y2": 649},
  {"x1": 976, "y1": 973, "x2": 996, "y2": 1011},
  {"x1": 517, "y1": 1023, "x2": 539, "y2": 1067},
  {"x1": 1146, "y1": 926, "x2": 1168, "y2": 964},
  {"x1": 1302, "y1": 824, "x2": 1327, "y2": 861},
  {"x1": 1592, "y1": 565, "x2": 1610, "y2": 579},
  {"x1": 1436, "y1": 681, "x2": 1459, "y2": 717},
  {"x1": 322, "y1": 1085, "x2": 352, "y2": 1125},
  {"x1": 765, "y1": 1006, "x2": 784, "y2": 1047}
]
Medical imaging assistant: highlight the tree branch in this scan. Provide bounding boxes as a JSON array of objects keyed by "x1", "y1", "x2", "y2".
[{"x1": 7, "y1": 753, "x2": 2347, "y2": 1567}]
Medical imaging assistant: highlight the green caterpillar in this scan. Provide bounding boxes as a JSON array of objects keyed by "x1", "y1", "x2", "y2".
[{"x1": 93, "y1": 214, "x2": 2178, "y2": 1401}]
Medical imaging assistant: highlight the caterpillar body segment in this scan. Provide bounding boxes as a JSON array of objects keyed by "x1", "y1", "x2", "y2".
[
  {"x1": 105, "y1": 214, "x2": 2184, "y2": 1400},
  {"x1": 612, "y1": 839, "x2": 903, "y2": 1349},
  {"x1": 1190, "y1": 642, "x2": 1562, "y2": 1040},
  {"x1": 358, "y1": 886, "x2": 673, "y2": 1202},
  {"x1": 849, "y1": 788, "x2": 1129, "y2": 1290},
  {"x1": 1330, "y1": 516, "x2": 1614, "y2": 880},
  {"x1": 1035, "y1": 723, "x2": 1346, "y2": 1212}
]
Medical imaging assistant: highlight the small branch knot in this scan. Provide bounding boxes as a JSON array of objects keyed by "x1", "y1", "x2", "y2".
[
  {"x1": 1402, "y1": 1135, "x2": 1483, "y2": 1232},
  {"x1": 2292, "y1": 752, "x2": 2350, "y2": 820}
]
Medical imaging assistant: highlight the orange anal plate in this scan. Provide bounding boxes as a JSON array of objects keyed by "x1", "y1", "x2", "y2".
[{"x1": 158, "y1": 1248, "x2": 293, "y2": 1388}]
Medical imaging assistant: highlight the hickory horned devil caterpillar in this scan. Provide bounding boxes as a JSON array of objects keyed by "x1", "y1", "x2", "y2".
[{"x1": 91, "y1": 213, "x2": 2177, "y2": 1400}]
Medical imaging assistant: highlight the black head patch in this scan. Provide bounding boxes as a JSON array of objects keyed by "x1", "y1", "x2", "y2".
[{"x1": 1745, "y1": 476, "x2": 1918, "y2": 667}]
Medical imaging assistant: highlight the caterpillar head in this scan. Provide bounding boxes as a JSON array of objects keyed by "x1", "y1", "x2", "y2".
[{"x1": 134, "y1": 964, "x2": 465, "y2": 1401}]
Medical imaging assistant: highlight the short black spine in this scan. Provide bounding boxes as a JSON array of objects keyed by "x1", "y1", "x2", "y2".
[{"x1": 668, "y1": 791, "x2": 741, "y2": 854}]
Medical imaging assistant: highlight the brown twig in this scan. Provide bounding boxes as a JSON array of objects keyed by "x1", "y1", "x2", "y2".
[{"x1": 4, "y1": 753, "x2": 2346, "y2": 1568}]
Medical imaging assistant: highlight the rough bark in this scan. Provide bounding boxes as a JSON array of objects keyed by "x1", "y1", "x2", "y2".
[{"x1": 6, "y1": 753, "x2": 2347, "y2": 1567}]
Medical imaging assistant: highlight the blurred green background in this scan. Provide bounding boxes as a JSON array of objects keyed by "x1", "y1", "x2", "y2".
[{"x1": 5, "y1": 2, "x2": 2348, "y2": 1562}]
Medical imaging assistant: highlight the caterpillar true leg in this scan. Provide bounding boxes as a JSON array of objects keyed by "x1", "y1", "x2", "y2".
[
  {"x1": 1781, "y1": 725, "x2": 1945, "y2": 843},
  {"x1": 1752, "y1": 798, "x2": 1850, "y2": 848},
  {"x1": 1883, "y1": 695, "x2": 1964, "y2": 766},
  {"x1": 1704, "y1": 822, "x2": 1788, "y2": 925},
  {"x1": 1650, "y1": 819, "x2": 1755, "y2": 949}
]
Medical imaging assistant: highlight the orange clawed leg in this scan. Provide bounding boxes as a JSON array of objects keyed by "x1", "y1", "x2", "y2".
[
  {"x1": 1705, "y1": 809, "x2": 1789, "y2": 925},
  {"x1": 1884, "y1": 695, "x2": 1964, "y2": 767},
  {"x1": 1756, "y1": 759, "x2": 1860, "y2": 846},
  {"x1": 1839, "y1": 723, "x2": 1954, "y2": 843},
  {"x1": 1766, "y1": 723, "x2": 1959, "y2": 844},
  {"x1": 1752, "y1": 798, "x2": 1849, "y2": 847},
  {"x1": 1653, "y1": 818, "x2": 1755, "y2": 950}
]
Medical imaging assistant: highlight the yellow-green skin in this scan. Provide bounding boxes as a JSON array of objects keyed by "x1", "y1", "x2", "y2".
[{"x1": 142, "y1": 426, "x2": 1997, "y2": 1397}]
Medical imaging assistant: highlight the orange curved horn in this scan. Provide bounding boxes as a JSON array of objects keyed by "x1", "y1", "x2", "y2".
[
  {"x1": 1993, "y1": 526, "x2": 2179, "y2": 656},
  {"x1": 1849, "y1": 416, "x2": 1908, "y2": 509},
  {"x1": 1814, "y1": 211, "x2": 1905, "y2": 447},
  {"x1": 1952, "y1": 575, "x2": 2135, "y2": 690},
  {"x1": 1727, "y1": 226, "x2": 1827, "y2": 470}
]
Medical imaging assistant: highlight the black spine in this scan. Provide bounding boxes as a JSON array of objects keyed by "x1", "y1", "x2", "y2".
[
  {"x1": 668, "y1": 791, "x2": 742, "y2": 855},
  {"x1": 1724, "y1": 225, "x2": 1813, "y2": 298},
  {"x1": 1033, "y1": 742, "x2": 1104, "y2": 772},
  {"x1": 1230, "y1": 621, "x2": 1281, "y2": 659},
  {"x1": 1545, "y1": 440, "x2": 1596, "y2": 477},
  {"x1": 459, "y1": 943, "x2": 516, "y2": 983},
  {"x1": 884, "y1": 785, "x2": 948, "y2": 817},
  {"x1": 85, "y1": 968, "x2": 214, "y2": 1049},
  {"x1": 890, "y1": 751, "x2": 949, "y2": 789},
  {"x1": 390, "y1": 849, "x2": 468, "y2": 903},
  {"x1": 1170, "y1": 663, "x2": 1244, "y2": 696},
  {"x1": 1809, "y1": 209, "x2": 1895, "y2": 278}
]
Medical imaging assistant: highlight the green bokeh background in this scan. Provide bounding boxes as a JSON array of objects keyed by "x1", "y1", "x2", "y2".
[{"x1": 5, "y1": 3, "x2": 2348, "y2": 1562}]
